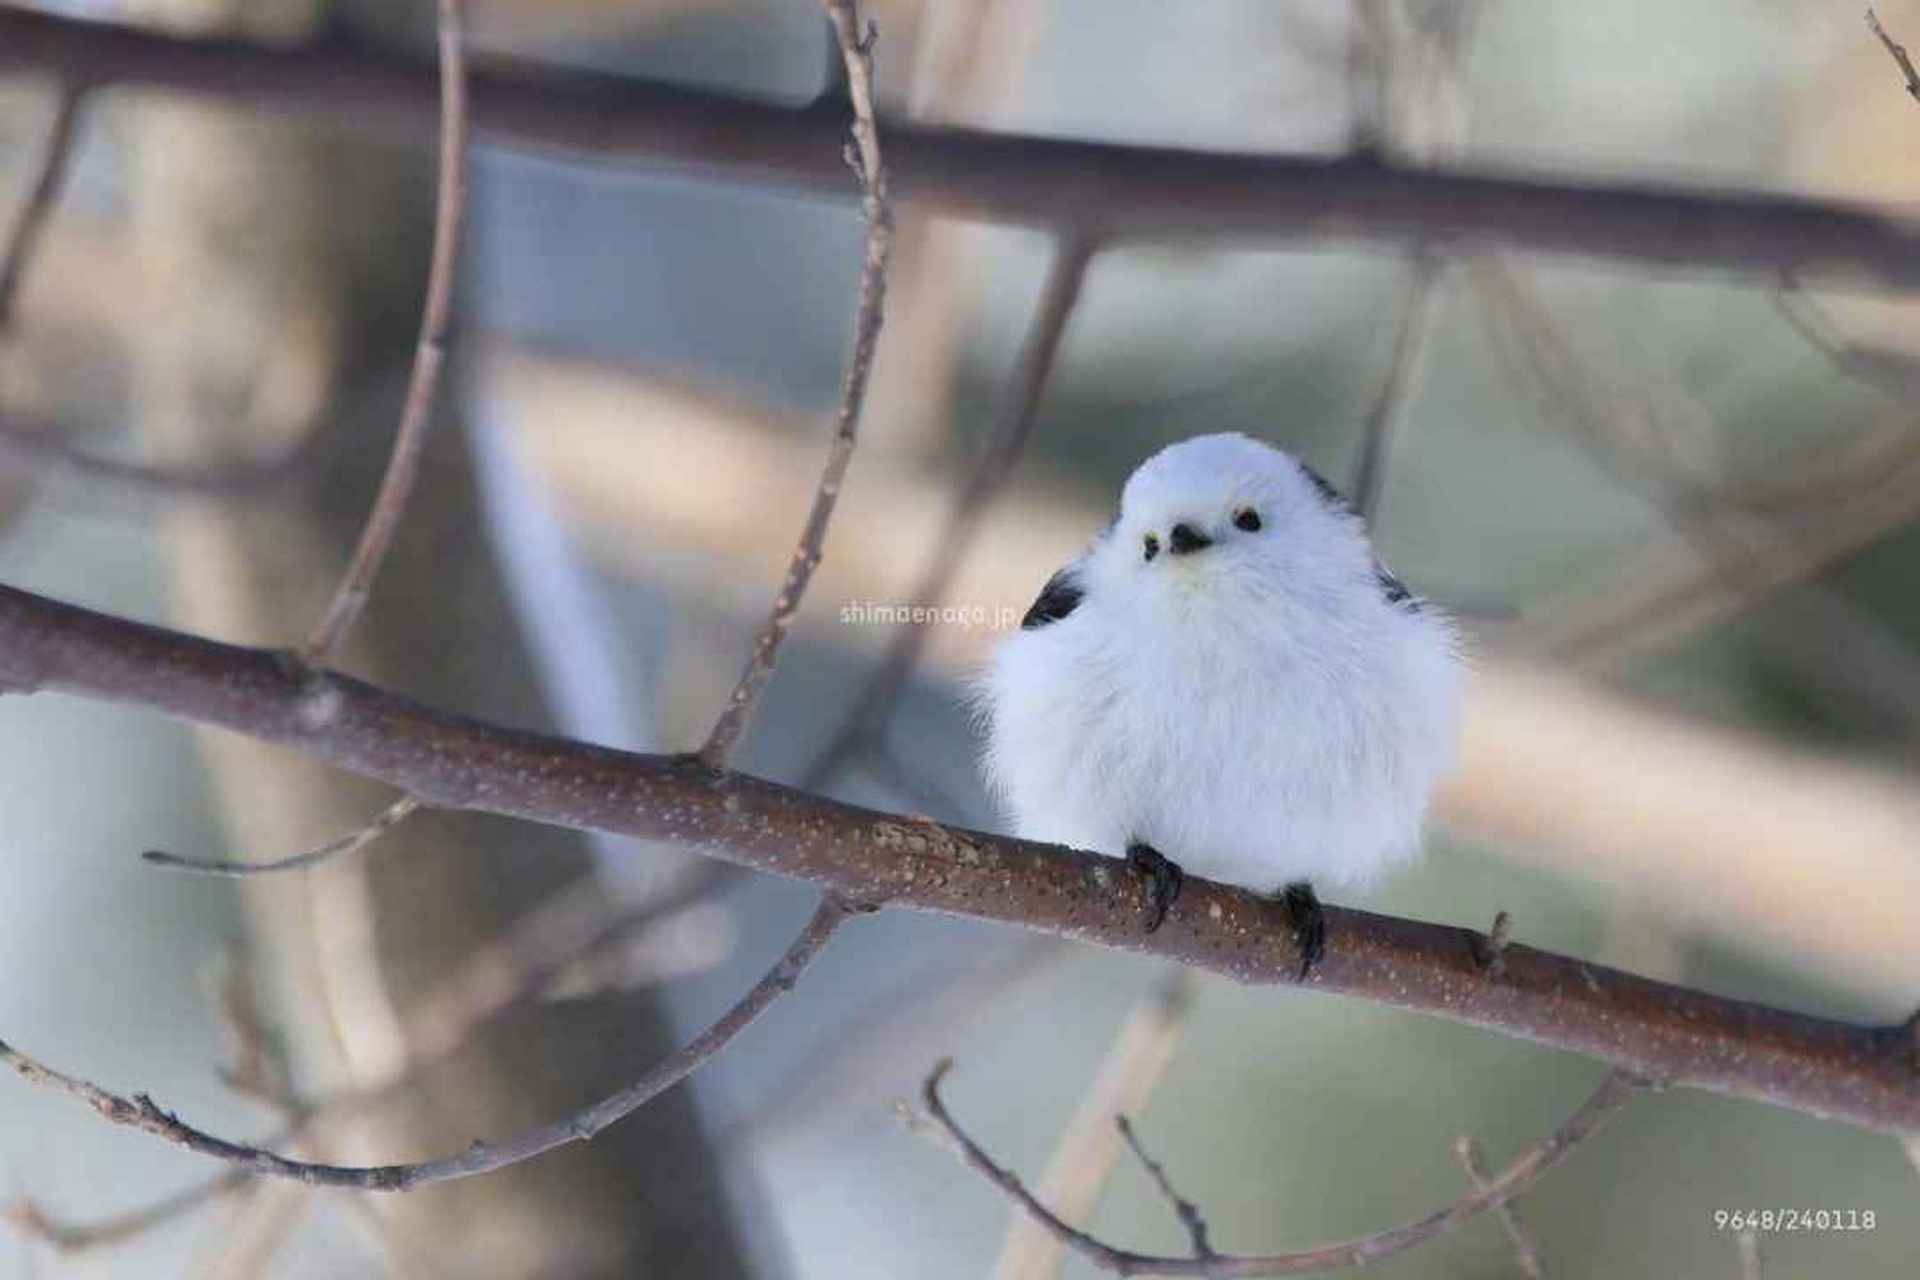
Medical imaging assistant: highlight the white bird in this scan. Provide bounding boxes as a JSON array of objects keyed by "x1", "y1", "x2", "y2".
[{"x1": 978, "y1": 433, "x2": 1461, "y2": 972}]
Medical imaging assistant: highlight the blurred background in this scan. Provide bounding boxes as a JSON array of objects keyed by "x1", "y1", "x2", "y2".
[{"x1": 1, "y1": 0, "x2": 1918, "y2": 1275}]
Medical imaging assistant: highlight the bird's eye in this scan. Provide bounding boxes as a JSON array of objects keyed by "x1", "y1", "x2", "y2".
[
  {"x1": 1143, "y1": 533, "x2": 1160, "y2": 562},
  {"x1": 1233, "y1": 508, "x2": 1262, "y2": 532}
]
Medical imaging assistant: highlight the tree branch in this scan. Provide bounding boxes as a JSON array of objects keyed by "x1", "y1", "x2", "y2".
[
  {"x1": 3, "y1": 8, "x2": 1920, "y2": 285},
  {"x1": 905, "y1": 1060, "x2": 1644, "y2": 1277},
  {"x1": 1869, "y1": 8, "x2": 1920, "y2": 103},
  {"x1": 0, "y1": 581, "x2": 1914, "y2": 1134},
  {"x1": 0, "y1": 78, "x2": 87, "y2": 330},
  {"x1": 142, "y1": 794, "x2": 423, "y2": 877},
  {"x1": 301, "y1": 0, "x2": 470, "y2": 665},
  {"x1": 1453, "y1": 1135, "x2": 1545, "y2": 1279},
  {"x1": 0, "y1": 895, "x2": 848, "y2": 1191},
  {"x1": 701, "y1": 0, "x2": 894, "y2": 767},
  {"x1": 801, "y1": 231, "x2": 1095, "y2": 789}
]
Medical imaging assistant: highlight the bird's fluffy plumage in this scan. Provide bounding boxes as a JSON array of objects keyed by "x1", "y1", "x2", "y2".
[{"x1": 978, "y1": 433, "x2": 1460, "y2": 894}]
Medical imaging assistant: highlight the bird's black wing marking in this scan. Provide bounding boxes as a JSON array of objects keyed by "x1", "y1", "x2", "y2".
[
  {"x1": 1299, "y1": 462, "x2": 1421, "y2": 611},
  {"x1": 1021, "y1": 567, "x2": 1084, "y2": 630},
  {"x1": 1375, "y1": 562, "x2": 1419, "y2": 610},
  {"x1": 1297, "y1": 462, "x2": 1353, "y2": 513}
]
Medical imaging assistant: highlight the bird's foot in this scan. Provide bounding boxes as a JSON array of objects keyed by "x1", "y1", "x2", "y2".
[
  {"x1": 1125, "y1": 842, "x2": 1185, "y2": 933},
  {"x1": 1282, "y1": 881, "x2": 1325, "y2": 982}
]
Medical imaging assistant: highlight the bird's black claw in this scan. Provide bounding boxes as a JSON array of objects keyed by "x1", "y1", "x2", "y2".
[
  {"x1": 1126, "y1": 842, "x2": 1184, "y2": 933},
  {"x1": 1282, "y1": 881, "x2": 1324, "y2": 981}
]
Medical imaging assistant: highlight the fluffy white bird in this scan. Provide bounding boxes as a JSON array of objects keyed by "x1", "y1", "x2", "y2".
[{"x1": 979, "y1": 433, "x2": 1461, "y2": 972}]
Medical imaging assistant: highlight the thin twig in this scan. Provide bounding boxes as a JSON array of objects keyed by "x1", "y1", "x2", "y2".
[
  {"x1": 1735, "y1": 1229, "x2": 1762, "y2": 1280},
  {"x1": 144, "y1": 794, "x2": 422, "y2": 877},
  {"x1": 0, "y1": 895, "x2": 848, "y2": 1191},
  {"x1": 301, "y1": 0, "x2": 469, "y2": 664},
  {"x1": 1453, "y1": 1136, "x2": 1545, "y2": 1279},
  {"x1": 701, "y1": 0, "x2": 894, "y2": 768},
  {"x1": 907, "y1": 1063, "x2": 1645, "y2": 1278},
  {"x1": 1351, "y1": 249, "x2": 1441, "y2": 523},
  {"x1": 801, "y1": 232, "x2": 1094, "y2": 790},
  {"x1": 0, "y1": 867, "x2": 739, "y2": 1253},
  {"x1": 995, "y1": 968, "x2": 1195, "y2": 1280},
  {"x1": 1869, "y1": 9, "x2": 1920, "y2": 103},
  {"x1": 1117, "y1": 1116, "x2": 1216, "y2": 1264},
  {"x1": 0, "y1": 79, "x2": 86, "y2": 330}
]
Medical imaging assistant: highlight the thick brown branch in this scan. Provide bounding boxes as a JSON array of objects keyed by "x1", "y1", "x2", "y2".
[
  {"x1": 3, "y1": 9, "x2": 1920, "y2": 285},
  {"x1": 0, "y1": 895, "x2": 848, "y2": 1190},
  {"x1": 301, "y1": 0, "x2": 469, "y2": 664},
  {"x1": 701, "y1": 0, "x2": 893, "y2": 767},
  {"x1": 908, "y1": 1061, "x2": 1643, "y2": 1277},
  {"x1": 0, "y1": 583, "x2": 1915, "y2": 1134}
]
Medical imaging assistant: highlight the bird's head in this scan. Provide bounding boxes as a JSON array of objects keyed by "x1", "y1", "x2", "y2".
[{"x1": 1093, "y1": 432, "x2": 1375, "y2": 615}]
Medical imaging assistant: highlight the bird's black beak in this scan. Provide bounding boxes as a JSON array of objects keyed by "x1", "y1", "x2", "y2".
[{"x1": 1168, "y1": 522, "x2": 1213, "y2": 556}]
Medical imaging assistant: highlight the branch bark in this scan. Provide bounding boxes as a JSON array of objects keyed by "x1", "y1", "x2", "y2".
[
  {"x1": 0, "y1": 581, "x2": 1914, "y2": 1136},
  {"x1": 3, "y1": 7, "x2": 1920, "y2": 285}
]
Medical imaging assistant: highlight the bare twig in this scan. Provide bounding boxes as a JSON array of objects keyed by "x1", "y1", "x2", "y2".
[
  {"x1": 1453, "y1": 1136, "x2": 1545, "y2": 1278},
  {"x1": 995, "y1": 968, "x2": 1195, "y2": 1280},
  {"x1": 1, "y1": 581, "x2": 1916, "y2": 1132},
  {"x1": 0, "y1": 79, "x2": 86, "y2": 330},
  {"x1": 802, "y1": 232, "x2": 1095, "y2": 788},
  {"x1": 1869, "y1": 8, "x2": 1920, "y2": 103},
  {"x1": 1735, "y1": 1228, "x2": 1762, "y2": 1280},
  {"x1": 2, "y1": 866, "x2": 738, "y2": 1253},
  {"x1": 906, "y1": 1062, "x2": 1645, "y2": 1277},
  {"x1": 144, "y1": 794, "x2": 422, "y2": 877},
  {"x1": 701, "y1": 0, "x2": 894, "y2": 768},
  {"x1": 0, "y1": 895, "x2": 848, "y2": 1191},
  {"x1": 4, "y1": 9, "x2": 1920, "y2": 284},
  {"x1": 1352, "y1": 249, "x2": 1442, "y2": 522},
  {"x1": 301, "y1": 0, "x2": 469, "y2": 664},
  {"x1": 1117, "y1": 1116, "x2": 1216, "y2": 1264}
]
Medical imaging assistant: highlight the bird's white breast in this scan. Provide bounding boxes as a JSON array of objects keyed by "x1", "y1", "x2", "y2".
[{"x1": 982, "y1": 573, "x2": 1457, "y2": 895}]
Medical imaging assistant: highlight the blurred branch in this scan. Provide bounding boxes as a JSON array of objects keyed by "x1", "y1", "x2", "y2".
[
  {"x1": 1773, "y1": 278, "x2": 1920, "y2": 404},
  {"x1": 702, "y1": 0, "x2": 894, "y2": 768},
  {"x1": 302, "y1": 0, "x2": 470, "y2": 665},
  {"x1": 1352, "y1": 249, "x2": 1441, "y2": 522},
  {"x1": 1453, "y1": 1136, "x2": 1546, "y2": 1279},
  {"x1": 906, "y1": 1061, "x2": 1645, "y2": 1278},
  {"x1": 994, "y1": 969, "x2": 1195, "y2": 1280},
  {"x1": 4, "y1": 1174, "x2": 251, "y2": 1254},
  {"x1": 4, "y1": 8, "x2": 1920, "y2": 283},
  {"x1": 1, "y1": 583, "x2": 1916, "y2": 1133},
  {"x1": 0, "y1": 409, "x2": 318, "y2": 495},
  {"x1": 1869, "y1": 8, "x2": 1920, "y2": 103},
  {"x1": 0, "y1": 79, "x2": 87, "y2": 331},
  {"x1": 802, "y1": 232, "x2": 1095, "y2": 789},
  {"x1": 0, "y1": 895, "x2": 848, "y2": 1191}
]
